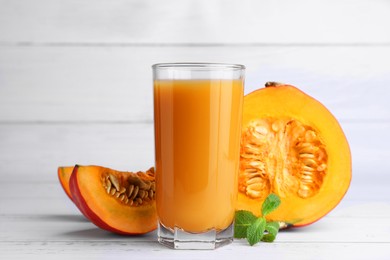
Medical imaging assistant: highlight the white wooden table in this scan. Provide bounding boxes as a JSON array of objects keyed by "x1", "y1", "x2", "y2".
[{"x1": 1, "y1": 0, "x2": 390, "y2": 259}]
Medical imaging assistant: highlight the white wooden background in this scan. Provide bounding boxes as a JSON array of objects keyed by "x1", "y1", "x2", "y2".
[{"x1": 1, "y1": 0, "x2": 390, "y2": 259}]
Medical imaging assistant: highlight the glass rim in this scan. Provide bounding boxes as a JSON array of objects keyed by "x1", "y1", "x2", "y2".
[{"x1": 152, "y1": 62, "x2": 245, "y2": 70}]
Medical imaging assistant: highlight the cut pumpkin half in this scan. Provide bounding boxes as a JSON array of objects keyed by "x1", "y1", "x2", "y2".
[{"x1": 237, "y1": 82, "x2": 352, "y2": 226}]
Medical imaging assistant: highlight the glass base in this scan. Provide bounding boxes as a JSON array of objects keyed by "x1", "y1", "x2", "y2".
[{"x1": 157, "y1": 222, "x2": 234, "y2": 250}]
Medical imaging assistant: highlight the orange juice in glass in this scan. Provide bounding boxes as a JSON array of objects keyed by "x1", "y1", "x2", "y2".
[{"x1": 153, "y1": 63, "x2": 245, "y2": 249}]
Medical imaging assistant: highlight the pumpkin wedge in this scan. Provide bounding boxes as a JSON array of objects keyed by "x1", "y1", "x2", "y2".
[
  {"x1": 237, "y1": 82, "x2": 352, "y2": 226},
  {"x1": 58, "y1": 166, "x2": 74, "y2": 201},
  {"x1": 70, "y1": 165, "x2": 157, "y2": 234}
]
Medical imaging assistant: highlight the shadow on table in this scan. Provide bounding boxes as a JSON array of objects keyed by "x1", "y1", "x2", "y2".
[
  {"x1": 31, "y1": 213, "x2": 157, "y2": 240},
  {"x1": 279, "y1": 220, "x2": 330, "y2": 233},
  {"x1": 60, "y1": 227, "x2": 157, "y2": 240},
  {"x1": 34, "y1": 214, "x2": 89, "y2": 223}
]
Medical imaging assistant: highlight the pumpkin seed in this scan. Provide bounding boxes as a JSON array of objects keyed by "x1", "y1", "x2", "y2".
[
  {"x1": 130, "y1": 186, "x2": 139, "y2": 200},
  {"x1": 138, "y1": 190, "x2": 146, "y2": 199},
  {"x1": 106, "y1": 179, "x2": 112, "y2": 190},
  {"x1": 110, "y1": 188, "x2": 116, "y2": 196},
  {"x1": 109, "y1": 173, "x2": 120, "y2": 191},
  {"x1": 127, "y1": 185, "x2": 134, "y2": 198}
]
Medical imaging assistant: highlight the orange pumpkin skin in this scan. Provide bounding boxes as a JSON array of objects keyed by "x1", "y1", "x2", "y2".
[
  {"x1": 237, "y1": 82, "x2": 352, "y2": 227},
  {"x1": 70, "y1": 165, "x2": 157, "y2": 235},
  {"x1": 58, "y1": 166, "x2": 74, "y2": 202}
]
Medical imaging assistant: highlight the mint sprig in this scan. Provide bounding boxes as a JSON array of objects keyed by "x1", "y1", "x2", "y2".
[
  {"x1": 234, "y1": 210, "x2": 257, "y2": 238},
  {"x1": 234, "y1": 193, "x2": 281, "y2": 246},
  {"x1": 246, "y1": 217, "x2": 266, "y2": 245},
  {"x1": 262, "y1": 222, "x2": 279, "y2": 242}
]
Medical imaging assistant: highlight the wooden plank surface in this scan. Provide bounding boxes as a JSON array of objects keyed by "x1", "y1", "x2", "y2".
[
  {"x1": 0, "y1": 242, "x2": 388, "y2": 260},
  {"x1": 1, "y1": 0, "x2": 389, "y2": 44},
  {"x1": 0, "y1": 180, "x2": 390, "y2": 258},
  {"x1": 1, "y1": 183, "x2": 390, "y2": 258},
  {"x1": 1, "y1": 46, "x2": 389, "y2": 122}
]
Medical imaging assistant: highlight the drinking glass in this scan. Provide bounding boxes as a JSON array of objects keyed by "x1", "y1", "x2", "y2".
[{"x1": 153, "y1": 63, "x2": 245, "y2": 249}]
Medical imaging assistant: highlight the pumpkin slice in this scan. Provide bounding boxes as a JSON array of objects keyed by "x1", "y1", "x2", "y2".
[
  {"x1": 70, "y1": 165, "x2": 157, "y2": 235},
  {"x1": 237, "y1": 82, "x2": 352, "y2": 226},
  {"x1": 58, "y1": 166, "x2": 74, "y2": 201}
]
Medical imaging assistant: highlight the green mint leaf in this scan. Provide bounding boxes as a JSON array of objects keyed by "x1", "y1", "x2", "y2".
[
  {"x1": 261, "y1": 193, "x2": 281, "y2": 217},
  {"x1": 246, "y1": 217, "x2": 266, "y2": 246},
  {"x1": 234, "y1": 194, "x2": 282, "y2": 246},
  {"x1": 234, "y1": 210, "x2": 257, "y2": 238},
  {"x1": 262, "y1": 222, "x2": 280, "y2": 242}
]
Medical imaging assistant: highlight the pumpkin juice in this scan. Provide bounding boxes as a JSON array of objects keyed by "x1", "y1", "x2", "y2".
[{"x1": 154, "y1": 79, "x2": 244, "y2": 233}]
